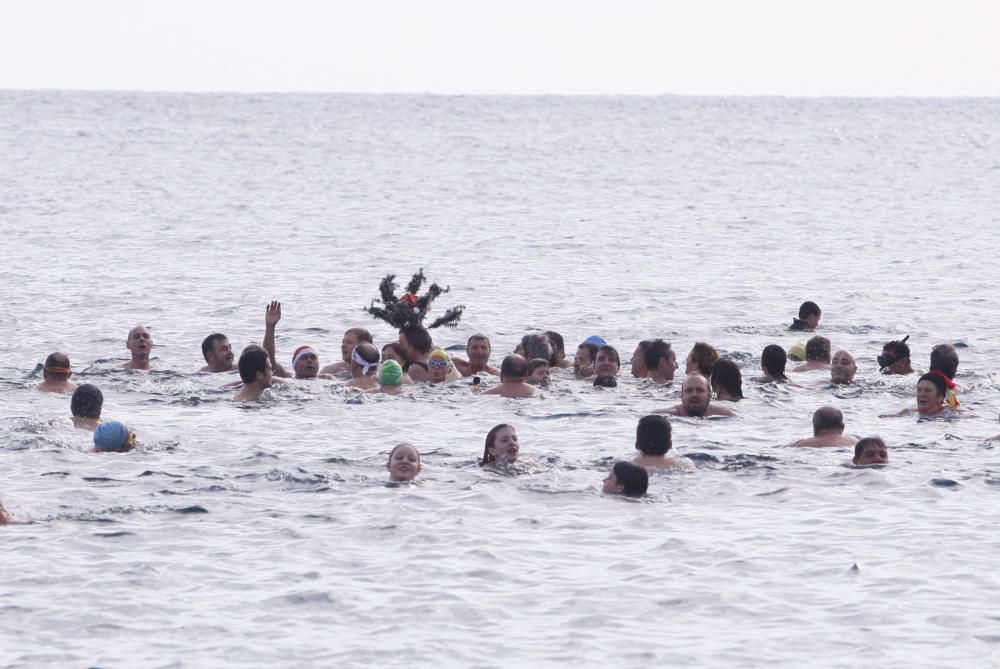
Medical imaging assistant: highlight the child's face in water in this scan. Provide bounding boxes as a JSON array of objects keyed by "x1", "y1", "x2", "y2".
[
  {"x1": 489, "y1": 427, "x2": 519, "y2": 464},
  {"x1": 388, "y1": 444, "x2": 421, "y2": 481},
  {"x1": 602, "y1": 468, "x2": 623, "y2": 494}
]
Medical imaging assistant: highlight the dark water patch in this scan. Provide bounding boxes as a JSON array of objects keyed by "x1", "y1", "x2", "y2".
[
  {"x1": 280, "y1": 590, "x2": 337, "y2": 606},
  {"x1": 839, "y1": 324, "x2": 880, "y2": 335},
  {"x1": 303, "y1": 326, "x2": 330, "y2": 334},
  {"x1": 174, "y1": 505, "x2": 208, "y2": 514},
  {"x1": 686, "y1": 452, "x2": 722, "y2": 463},
  {"x1": 190, "y1": 484, "x2": 229, "y2": 493},
  {"x1": 975, "y1": 635, "x2": 1000, "y2": 644},
  {"x1": 41, "y1": 471, "x2": 71, "y2": 477},
  {"x1": 754, "y1": 487, "x2": 790, "y2": 497},
  {"x1": 25, "y1": 362, "x2": 43, "y2": 378},
  {"x1": 532, "y1": 411, "x2": 600, "y2": 420},
  {"x1": 323, "y1": 457, "x2": 352, "y2": 465},
  {"x1": 721, "y1": 454, "x2": 779, "y2": 472},
  {"x1": 169, "y1": 396, "x2": 211, "y2": 406},
  {"x1": 95, "y1": 531, "x2": 134, "y2": 538},
  {"x1": 82, "y1": 477, "x2": 127, "y2": 483},
  {"x1": 158, "y1": 489, "x2": 187, "y2": 495},
  {"x1": 139, "y1": 470, "x2": 184, "y2": 478},
  {"x1": 241, "y1": 450, "x2": 279, "y2": 461},
  {"x1": 930, "y1": 478, "x2": 961, "y2": 488}
]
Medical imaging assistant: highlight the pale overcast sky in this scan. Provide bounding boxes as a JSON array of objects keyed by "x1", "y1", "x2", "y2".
[{"x1": 2, "y1": 0, "x2": 999, "y2": 96}]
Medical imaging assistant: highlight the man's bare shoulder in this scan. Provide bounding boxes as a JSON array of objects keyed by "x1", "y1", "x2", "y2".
[
  {"x1": 319, "y1": 361, "x2": 348, "y2": 375},
  {"x1": 708, "y1": 404, "x2": 736, "y2": 417},
  {"x1": 654, "y1": 404, "x2": 683, "y2": 416}
]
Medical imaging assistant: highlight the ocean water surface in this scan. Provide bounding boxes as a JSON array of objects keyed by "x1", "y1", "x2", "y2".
[{"x1": 2, "y1": 92, "x2": 1000, "y2": 667}]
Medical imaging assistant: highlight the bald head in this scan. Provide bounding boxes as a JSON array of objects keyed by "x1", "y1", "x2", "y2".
[
  {"x1": 500, "y1": 354, "x2": 528, "y2": 381},
  {"x1": 43, "y1": 352, "x2": 71, "y2": 380},
  {"x1": 830, "y1": 350, "x2": 857, "y2": 384},
  {"x1": 681, "y1": 373, "x2": 711, "y2": 416},
  {"x1": 812, "y1": 406, "x2": 845, "y2": 435}
]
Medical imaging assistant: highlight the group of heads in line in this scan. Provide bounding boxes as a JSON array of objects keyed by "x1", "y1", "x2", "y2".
[
  {"x1": 387, "y1": 413, "x2": 888, "y2": 495},
  {"x1": 39, "y1": 300, "x2": 963, "y2": 407}
]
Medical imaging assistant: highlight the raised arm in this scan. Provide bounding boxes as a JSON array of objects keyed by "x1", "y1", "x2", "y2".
[{"x1": 264, "y1": 301, "x2": 290, "y2": 378}]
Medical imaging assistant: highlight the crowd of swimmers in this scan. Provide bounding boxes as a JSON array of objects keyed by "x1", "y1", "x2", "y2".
[{"x1": 4, "y1": 299, "x2": 996, "y2": 522}]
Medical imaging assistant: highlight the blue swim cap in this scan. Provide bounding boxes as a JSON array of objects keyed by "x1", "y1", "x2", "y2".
[
  {"x1": 94, "y1": 421, "x2": 131, "y2": 451},
  {"x1": 583, "y1": 335, "x2": 607, "y2": 348}
]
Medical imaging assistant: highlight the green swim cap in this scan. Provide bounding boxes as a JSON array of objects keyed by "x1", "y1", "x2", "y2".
[
  {"x1": 787, "y1": 342, "x2": 806, "y2": 362},
  {"x1": 379, "y1": 360, "x2": 403, "y2": 386}
]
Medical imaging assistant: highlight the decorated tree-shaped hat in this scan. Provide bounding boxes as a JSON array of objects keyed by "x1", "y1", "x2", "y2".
[{"x1": 365, "y1": 268, "x2": 464, "y2": 329}]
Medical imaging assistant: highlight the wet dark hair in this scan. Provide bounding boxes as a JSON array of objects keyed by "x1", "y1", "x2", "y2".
[
  {"x1": 400, "y1": 324, "x2": 433, "y2": 356},
  {"x1": 201, "y1": 333, "x2": 228, "y2": 361},
  {"x1": 805, "y1": 336, "x2": 831, "y2": 362},
  {"x1": 643, "y1": 339, "x2": 672, "y2": 371},
  {"x1": 711, "y1": 359, "x2": 743, "y2": 400},
  {"x1": 613, "y1": 462, "x2": 649, "y2": 497},
  {"x1": 798, "y1": 301, "x2": 821, "y2": 319},
  {"x1": 238, "y1": 347, "x2": 270, "y2": 384},
  {"x1": 70, "y1": 384, "x2": 103, "y2": 419},
  {"x1": 500, "y1": 355, "x2": 527, "y2": 380},
  {"x1": 688, "y1": 342, "x2": 719, "y2": 377},
  {"x1": 543, "y1": 330, "x2": 565, "y2": 363},
  {"x1": 930, "y1": 344, "x2": 959, "y2": 379},
  {"x1": 812, "y1": 406, "x2": 844, "y2": 432},
  {"x1": 480, "y1": 423, "x2": 514, "y2": 467},
  {"x1": 521, "y1": 334, "x2": 553, "y2": 363},
  {"x1": 918, "y1": 372, "x2": 947, "y2": 397},
  {"x1": 854, "y1": 436, "x2": 887, "y2": 460},
  {"x1": 345, "y1": 327, "x2": 373, "y2": 344},
  {"x1": 526, "y1": 358, "x2": 550, "y2": 376},
  {"x1": 381, "y1": 342, "x2": 403, "y2": 359},
  {"x1": 636, "y1": 415, "x2": 672, "y2": 455},
  {"x1": 761, "y1": 344, "x2": 788, "y2": 381},
  {"x1": 467, "y1": 333, "x2": 491, "y2": 349},
  {"x1": 593, "y1": 375, "x2": 617, "y2": 388},
  {"x1": 882, "y1": 336, "x2": 911, "y2": 361}
]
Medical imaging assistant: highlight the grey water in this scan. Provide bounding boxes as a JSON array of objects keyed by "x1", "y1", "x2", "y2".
[{"x1": 2, "y1": 91, "x2": 1000, "y2": 667}]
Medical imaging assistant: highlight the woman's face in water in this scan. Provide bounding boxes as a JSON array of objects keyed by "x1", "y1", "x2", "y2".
[
  {"x1": 387, "y1": 444, "x2": 421, "y2": 481},
  {"x1": 916, "y1": 380, "x2": 945, "y2": 414},
  {"x1": 489, "y1": 426, "x2": 520, "y2": 464},
  {"x1": 382, "y1": 345, "x2": 405, "y2": 365}
]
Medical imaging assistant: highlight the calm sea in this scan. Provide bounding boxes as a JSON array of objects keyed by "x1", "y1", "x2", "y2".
[{"x1": 2, "y1": 91, "x2": 1000, "y2": 667}]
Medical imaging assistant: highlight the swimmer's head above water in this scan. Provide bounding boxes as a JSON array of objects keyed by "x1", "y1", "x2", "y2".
[
  {"x1": 387, "y1": 443, "x2": 421, "y2": 482},
  {"x1": 93, "y1": 420, "x2": 137, "y2": 453},
  {"x1": 480, "y1": 423, "x2": 519, "y2": 467},
  {"x1": 853, "y1": 437, "x2": 888, "y2": 465},
  {"x1": 602, "y1": 462, "x2": 648, "y2": 497}
]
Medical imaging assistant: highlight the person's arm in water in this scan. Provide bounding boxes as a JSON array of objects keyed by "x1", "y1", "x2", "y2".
[{"x1": 263, "y1": 301, "x2": 290, "y2": 378}]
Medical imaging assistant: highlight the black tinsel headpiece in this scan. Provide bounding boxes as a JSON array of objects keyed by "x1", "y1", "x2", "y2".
[{"x1": 364, "y1": 268, "x2": 464, "y2": 329}]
